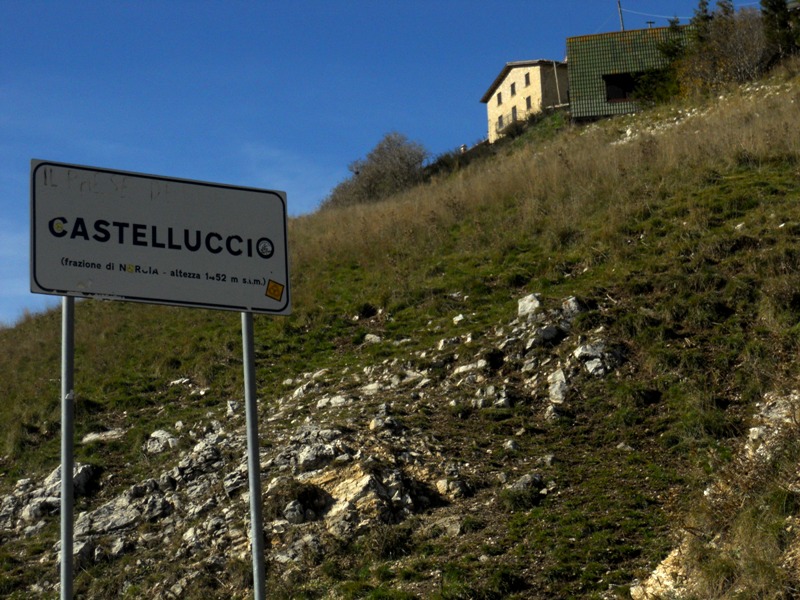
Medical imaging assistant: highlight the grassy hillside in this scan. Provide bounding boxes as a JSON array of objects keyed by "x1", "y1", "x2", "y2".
[{"x1": 3, "y1": 60, "x2": 800, "y2": 598}]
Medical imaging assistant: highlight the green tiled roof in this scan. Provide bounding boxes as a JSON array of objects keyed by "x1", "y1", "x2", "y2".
[{"x1": 567, "y1": 26, "x2": 688, "y2": 119}]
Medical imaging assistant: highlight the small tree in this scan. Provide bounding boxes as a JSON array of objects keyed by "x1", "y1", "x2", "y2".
[
  {"x1": 692, "y1": 0, "x2": 714, "y2": 46},
  {"x1": 717, "y1": 0, "x2": 735, "y2": 18},
  {"x1": 633, "y1": 18, "x2": 688, "y2": 105},
  {"x1": 321, "y1": 132, "x2": 428, "y2": 210},
  {"x1": 677, "y1": 3, "x2": 768, "y2": 95},
  {"x1": 761, "y1": 0, "x2": 798, "y2": 63}
]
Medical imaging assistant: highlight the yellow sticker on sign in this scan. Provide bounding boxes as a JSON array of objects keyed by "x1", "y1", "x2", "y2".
[{"x1": 265, "y1": 280, "x2": 285, "y2": 301}]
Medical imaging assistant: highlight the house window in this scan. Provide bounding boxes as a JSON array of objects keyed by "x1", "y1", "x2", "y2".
[
  {"x1": 498, "y1": 115, "x2": 504, "y2": 129},
  {"x1": 603, "y1": 73, "x2": 638, "y2": 102},
  {"x1": 512, "y1": 106, "x2": 518, "y2": 121},
  {"x1": 497, "y1": 92, "x2": 502, "y2": 105},
  {"x1": 525, "y1": 73, "x2": 531, "y2": 86},
  {"x1": 510, "y1": 82, "x2": 516, "y2": 96},
  {"x1": 526, "y1": 96, "x2": 532, "y2": 110}
]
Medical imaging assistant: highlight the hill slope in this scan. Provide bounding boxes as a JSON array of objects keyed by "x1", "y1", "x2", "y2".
[{"x1": 3, "y1": 66, "x2": 800, "y2": 598}]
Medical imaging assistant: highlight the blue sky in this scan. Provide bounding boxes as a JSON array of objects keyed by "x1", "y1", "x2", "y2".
[{"x1": 1, "y1": 0, "x2": 741, "y2": 326}]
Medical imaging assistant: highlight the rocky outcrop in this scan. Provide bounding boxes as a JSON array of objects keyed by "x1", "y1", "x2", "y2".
[
  {"x1": 0, "y1": 292, "x2": 626, "y2": 597},
  {"x1": 0, "y1": 463, "x2": 99, "y2": 538},
  {"x1": 631, "y1": 392, "x2": 800, "y2": 599}
]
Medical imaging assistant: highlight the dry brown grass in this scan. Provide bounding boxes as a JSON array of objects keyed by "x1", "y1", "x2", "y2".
[
  {"x1": 6, "y1": 70, "x2": 800, "y2": 462},
  {"x1": 290, "y1": 71, "x2": 800, "y2": 313}
]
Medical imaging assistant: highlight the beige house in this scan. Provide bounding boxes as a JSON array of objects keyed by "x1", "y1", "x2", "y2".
[{"x1": 480, "y1": 60, "x2": 568, "y2": 143}]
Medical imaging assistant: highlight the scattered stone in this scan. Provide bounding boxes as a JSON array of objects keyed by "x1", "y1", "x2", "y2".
[
  {"x1": 453, "y1": 359, "x2": 487, "y2": 376},
  {"x1": 436, "y1": 478, "x2": 468, "y2": 499},
  {"x1": 72, "y1": 538, "x2": 97, "y2": 571},
  {"x1": 585, "y1": 358, "x2": 605, "y2": 376},
  {"x1": 284, "y1": 500, "x2": 305, "y2": 524},
  {"x1": 81, "y1": 429, "x2": 126, "y2": 444},
  {"x1": 561, "y1": 296, "x2": 584, "y2": 321},
  {"x1": 429, "y1": 515, "x2": 463, "y2": 537},
  {"x1": 438, "y1": 336, "x2": 460, "y2": 351},
  {"x1": 317, "y1": 394, "x2": 353, "y2": 409},
  {"x1": 573, "y1": 341, "x2": 611, "y2": 376},
  {"x1": 537, "y1": 454, "x2": 556, "y2": 467},
  {"x1": 361, "y1": 382, "x2": 382, "y2": 395},
  {"x1": 518, "y1": 293, "x2": 542, "y2": 318},
  {"x1": 547, "y1": 369, "x2": 568, "y2": 404},
  {"x1": 526, "y1": 325, "x2": 565, "y2": 349},
  {"x1": 573, "y1": 342, "x2": 605, "y2": 361},
  {"x1": 43, "y1": 463, "x2": 99, "y2": 497},
  {"x1": 22, "y1": 497, "x2": 59, "y2": 522},
  {"x1": 544, "y1": 404, "x2": 564, "y2": 422},
  {"x1": 143, "y1": 430, "x2": 178, "y2": 454},
  {"x1": 508, "y1": 473, "x2": 543, "y2": 493},
  {"x1": 330, "y1": 395, "x2": 351, "y2": 407}
]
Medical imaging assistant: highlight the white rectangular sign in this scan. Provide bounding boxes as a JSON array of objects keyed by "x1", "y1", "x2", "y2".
[{"x1": 31, "y1": 160, "x2": 291, "y2": 314}]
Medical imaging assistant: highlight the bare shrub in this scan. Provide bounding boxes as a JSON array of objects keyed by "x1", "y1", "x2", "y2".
[
  {"x1": 679, "y1": 7, "x2": 768, "y2": 94},
  {"x1": 321, "y1": 132, "x2": 428, "y2": 210}
]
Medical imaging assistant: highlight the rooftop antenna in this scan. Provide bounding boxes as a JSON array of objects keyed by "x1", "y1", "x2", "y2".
[
  {"x1": 646, "y1": 20, "x2": 655, "y2": 28},
  {"x1": 617, "y1": 0, "x2": 626, "y2": 30}
]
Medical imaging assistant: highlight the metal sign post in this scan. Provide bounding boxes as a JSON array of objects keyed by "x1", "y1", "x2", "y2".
[
  {"x1": 31, "y1": 160, "x2": 290, "y2": 599},
  {"x1": 60, "y1": 296, "x2": 75, "y2": 600},
  {"x1": 241, "y1": 312, "x2": 266, "y2": 599}
]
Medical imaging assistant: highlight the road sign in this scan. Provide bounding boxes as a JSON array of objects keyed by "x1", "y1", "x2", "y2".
[{"x1": 31, "y1": 160, "x2": 291, "y2": 314}]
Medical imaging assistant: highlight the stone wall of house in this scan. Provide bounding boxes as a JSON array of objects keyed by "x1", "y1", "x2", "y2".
[{"x1": 485, "y1": 63, "x2": 568, "y2": 143}]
